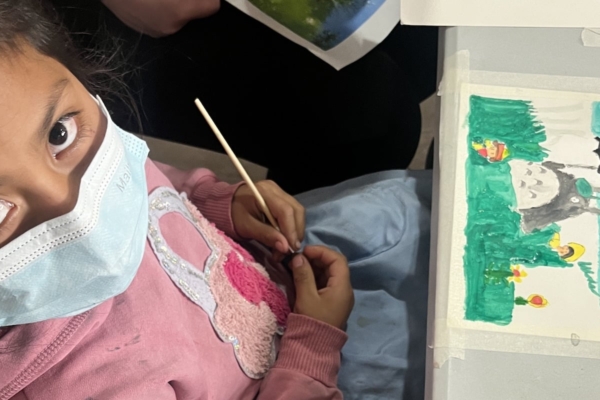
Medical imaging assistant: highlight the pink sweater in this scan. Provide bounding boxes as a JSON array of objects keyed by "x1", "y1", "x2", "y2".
[{"x1": 0, "y1": 160, "x2": 347, "y2": 400}]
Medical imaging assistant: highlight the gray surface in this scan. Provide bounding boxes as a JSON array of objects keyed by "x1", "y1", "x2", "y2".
[
  {"x1": 428, "y1": 27, "x2": 600, "y2": 400},
  {"x1": 447, "y1": 27, "x2": 600, "y2": 78}
]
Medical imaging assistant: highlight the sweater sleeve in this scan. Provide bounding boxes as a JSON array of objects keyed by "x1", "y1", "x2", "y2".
[
  {"x1": 154, "y1": 161, "x2": 243, "y2": 239},
  {"x1": 257, "y1": 314, "x2": 348, "y2": 399}
]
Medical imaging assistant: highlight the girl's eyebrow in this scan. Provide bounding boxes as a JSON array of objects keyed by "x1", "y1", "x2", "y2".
[
  {"x1": 36, "y1": 78, "x2": 70, "y2": 142},
  {"x1": 0, "y1": 79, "x2": 70, "y2": 187}
]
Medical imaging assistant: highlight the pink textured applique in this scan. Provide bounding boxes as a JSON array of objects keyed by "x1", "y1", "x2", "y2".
[
  {"x1": 224, "y1": 252, "x2": 290, "y2": 327},
  {"x1": 182, "y1": 198, "x2": 290, "y2": 377},
  {"x1": 223, "y1": 234, "x2": 253, "y2": 260},
  {"x1": 211, "y1": 261, "x2": 279, "y2": 376}
]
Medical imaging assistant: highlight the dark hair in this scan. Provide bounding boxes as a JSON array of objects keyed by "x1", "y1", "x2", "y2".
[
  {"x1": 0, "y1": 0, "x2": 141, "y2": 130},
  {"x1": 0, "y1": 0, "x2": 139, "y2": 353},
  {"x1": 560, "y1": 246, "x2": 575, "y2": 260}
]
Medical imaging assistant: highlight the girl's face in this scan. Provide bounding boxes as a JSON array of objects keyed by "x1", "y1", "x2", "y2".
[{"x1": 0, "y1": 43, "x2": 106, "y2": 247}]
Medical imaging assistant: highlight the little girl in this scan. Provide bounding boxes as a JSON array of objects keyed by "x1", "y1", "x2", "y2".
[{"x1": 0, "y1": 1, "x2": 432, "y2": 399}]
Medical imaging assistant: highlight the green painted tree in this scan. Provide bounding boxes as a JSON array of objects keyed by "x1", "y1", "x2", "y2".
[
  {"x1": 464, "y1": 95, "x2": 566, "y2": 326},
  {"x1": 469, "y1": 95, "x2": 548, "y2": 164}
]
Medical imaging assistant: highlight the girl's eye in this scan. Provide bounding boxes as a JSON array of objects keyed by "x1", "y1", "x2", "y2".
[{"x1": 48, "y1": 115, "x2": 78, "y2": 156}]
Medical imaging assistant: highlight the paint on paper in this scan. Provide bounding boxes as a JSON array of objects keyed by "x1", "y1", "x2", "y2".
[{"x1": 462, "y1": 93, "x2": 600, "y2": 326}]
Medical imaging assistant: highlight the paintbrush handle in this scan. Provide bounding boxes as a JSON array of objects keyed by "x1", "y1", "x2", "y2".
[{"x1": 194, "y1": 99, "x2": 280, "y2": 231}]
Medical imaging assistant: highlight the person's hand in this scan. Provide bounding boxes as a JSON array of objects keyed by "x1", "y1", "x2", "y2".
[
  {"x1": 232, "y1": 181, "x2": 305, "y2": 254},
  {"x1": 102, "y1": 0, "x2": 221, "y2": 38},
  {"x1": 290, "y1": 246, "x2": 354, "y2": 330}
]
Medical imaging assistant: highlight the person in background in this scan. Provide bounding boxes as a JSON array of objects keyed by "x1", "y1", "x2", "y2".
[{"x1": 51, "y1": 0, "x2": 438, "y2": 194}]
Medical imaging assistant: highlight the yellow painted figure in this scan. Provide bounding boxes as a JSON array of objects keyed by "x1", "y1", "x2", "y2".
[{"x1": 549, "y1": 233, "x2": 585, "y2": 262}]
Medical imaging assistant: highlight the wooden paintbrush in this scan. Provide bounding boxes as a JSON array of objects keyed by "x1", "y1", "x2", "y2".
[{"x1": 194, "y1": 98, "x2": 297, "y2": 256}]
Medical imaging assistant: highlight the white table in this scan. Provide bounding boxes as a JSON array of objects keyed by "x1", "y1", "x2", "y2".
[{"x1": 426, "y1": 27, "x2": 600, "y2": 400}]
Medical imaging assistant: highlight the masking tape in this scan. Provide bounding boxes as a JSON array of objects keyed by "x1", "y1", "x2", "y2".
[
  {"x1": 431, "y1": 323, "x2": 466, "y2": 368},
  {"x1": 431, "y1": 50, "x2": 600, "y2": 368},
  {"x1": 438, "y1": 50, "x2": 471, "y2": 97},
  {"x1": 435, "y1": 318, "x2": 600, "y2": 361},
  {"x1": 582, "y1": 28, "x2": 600, "y2": 47},
  {"x1": 428, "y1": 50, "x2": 471, "y2": 369},
  {"x1": 440, "y1": 50, "x2": 600, "y2": 96}
]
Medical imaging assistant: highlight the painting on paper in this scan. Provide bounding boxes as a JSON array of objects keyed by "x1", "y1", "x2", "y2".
[
  {"x1": 247, "y1": 0, "x2": 386, "y2": 50},
  {"x1": 449, "y1": 84, "x2": 600, "y2": 339}
]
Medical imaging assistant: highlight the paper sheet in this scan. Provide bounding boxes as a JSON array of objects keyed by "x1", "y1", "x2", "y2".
[
  {"x1": 401, "y1": 0, "x2": 600, "y2": 27},
  {"x1": 446, "y1": 83, "x2": 600, "y2": 342},
  {"x1": 225, "y1": 0, "x2": 399, "y2": 70}
]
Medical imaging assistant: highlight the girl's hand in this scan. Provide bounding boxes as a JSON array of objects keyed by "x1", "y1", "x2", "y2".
[
  {"x1": 290, "y1": 246, "x2": 354, "y2": 330},
  {"x1": 232, "y1": 181, "x2": 305, "y2": 253}
]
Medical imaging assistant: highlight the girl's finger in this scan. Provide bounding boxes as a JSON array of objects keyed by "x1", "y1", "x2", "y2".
[
  {"x1": 268, "y1": 197, "x2": 300, "y2": 250},
  {"x1": 257, "y1": 181, "x2": 304, "y2": 249},
  {"x1": 290, "y1": 255, "x2": 319, "y2": 300},
  {"x1": 303, "y1": 246, "x2": 350, "y2": 279},
  {"x1": 271, "y1": 249, "x2": 286, "y2": 264},
  {"x1": 285, "y1": 194, "x2": 306, "y2": 245},
  {"x1": 312, "y1": 265, "x2": 328, "y2": 289},
  {"x1": 303, "y1": 245, "x2": 345, "y2": 267},
  {"x1": 242, "y1": 214, "x2": 288, "y2": 252}
]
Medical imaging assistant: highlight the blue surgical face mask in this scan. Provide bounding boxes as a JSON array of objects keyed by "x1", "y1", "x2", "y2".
[{"x1": 0, "y1": 97, "x2": 149, "y2": 327}]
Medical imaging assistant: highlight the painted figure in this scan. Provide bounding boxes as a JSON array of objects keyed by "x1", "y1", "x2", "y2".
[
  {"x1": 548, "y1": 233, "x2": 585, "y2": 262},
  {"x1": 472, "y1": 139, "x2": 510, "y2": 162},
  {"x1": 509, "y1": 160, "x2": 600, "y2": 233}
]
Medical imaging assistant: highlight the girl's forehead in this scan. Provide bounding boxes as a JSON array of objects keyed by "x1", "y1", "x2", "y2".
[
  {"x1": 0, "y1": 47, "x2": 71, "y2": 130},
  {"x1": 0, "y1": 46, "x2": 69, "y2": 97}
]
